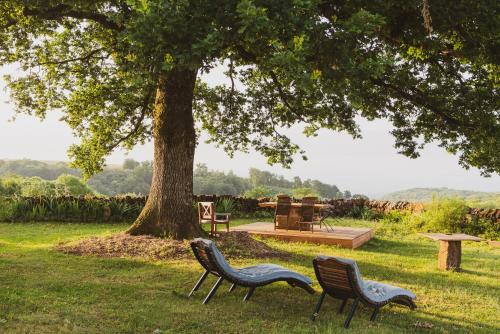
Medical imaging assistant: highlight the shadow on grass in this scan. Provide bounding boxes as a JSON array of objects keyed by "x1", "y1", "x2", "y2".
[
  {"x1": 284, "y1": 247, "x2": 499, "y2": 291},
  {"x1": 356, "y1": 237, "x2": 499, "y2": 264},
  {"x1": 361, "y1": 238, "x2": 437, "y2": 256}
]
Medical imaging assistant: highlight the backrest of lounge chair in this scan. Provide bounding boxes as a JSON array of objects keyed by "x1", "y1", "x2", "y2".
[
  {"x1": 190, "y1": 238, "x2": 219, "y2": 274},
  {"x1": 313, "y1": 256, "x2": 364, "y2": 300},
  {"x1": 205, "y1": 240, "x2": 239, "y2": 279},
  {"x1": 300, "y1": 196, "x2": 317, "y2": 222}
]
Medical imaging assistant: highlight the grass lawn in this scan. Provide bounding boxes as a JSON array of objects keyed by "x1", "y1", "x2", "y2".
[{"x1": 0, "y1": 219, "x2": 499, "y2": 333}]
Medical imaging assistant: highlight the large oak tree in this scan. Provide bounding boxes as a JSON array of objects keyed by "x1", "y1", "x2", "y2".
[{"x1": 1, "y1": 1, "x2": 498, "y2": 238}]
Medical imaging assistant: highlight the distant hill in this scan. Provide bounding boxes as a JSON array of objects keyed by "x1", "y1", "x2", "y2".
[
  {"x1": 0, "y1": 159, "x2": 80, "y2": 180},
  {"x1": 0, "y1": 159, "x2": 352, "y2": 198},
  {"x1": 380, "y1": 187, "x2": 499, "y2": 208}
]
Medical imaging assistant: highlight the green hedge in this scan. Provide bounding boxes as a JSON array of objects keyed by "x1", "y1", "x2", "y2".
[
  {"x1": 0, "y1": 195, "x2": 272, "y2": 223},
  {"x1": 0, "y1": 196, "x2": 143, "y2": 223}
]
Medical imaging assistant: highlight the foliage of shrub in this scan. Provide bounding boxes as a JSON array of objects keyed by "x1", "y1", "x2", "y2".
[
  {"x1": 463, "y1": 217, "x2": 500, "y2": 240},
  {"x1": 54, "y1": 174, "x2": 94, "y2": 196},
  {"x1": 376, "y1": 198, "x2": 499, "y2": 239},
  {"x1": 0, "y1": 175, "x2": 22, "y2": 196},
  {"x1": 215, "y1": 198, "x2": 236, "y2": 213},
  {"x1": 0, "y1": 174, "x2": 94, "y2": 197},
  {"x1": 375, "y1": 210, "x2": 414, "y2": 237},
  {"x1": 244, "y1": 186, "x2": 278, "y2": 199},
  {"x1": 409, "y1": 197, "x2": 469, "y2": 233},
  {"x1": 291, "y1": 187, "x2": 320, "y2": 199},
  {"x1": 345, "y1": 205, "x2": 382, "y2": 220}
]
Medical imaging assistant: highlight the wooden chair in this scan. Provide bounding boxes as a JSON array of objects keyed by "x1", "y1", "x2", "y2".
[
  {"x1": 198, "y1": 202, "x2": 230, "y2": 236},
  {"x1": 298, "y1": 196, "x2": 317, "y2": 232},
  {"x1": 311, "y1": 256, "x2": 416, "y2": 328},
  {"x1": 274, "y1": 195, "x2": 292, "y2": 230}
]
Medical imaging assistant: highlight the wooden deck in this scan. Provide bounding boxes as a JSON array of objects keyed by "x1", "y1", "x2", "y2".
[{"x1": 231, "y1": 222, "x2": 373, "y2": 249}]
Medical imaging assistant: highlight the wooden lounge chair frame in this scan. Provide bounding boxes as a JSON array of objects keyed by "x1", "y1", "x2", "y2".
[
  {"x1": 311, "y1": 256, "x2": 416, "y2": 328},
  {"x1": 189, "y1": 238, "x2": 314, "y2": 304}
]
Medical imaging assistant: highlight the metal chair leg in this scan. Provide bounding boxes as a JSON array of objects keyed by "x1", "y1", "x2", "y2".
[
  {"x1": 370, "y1": 307, "x2": 379, "y2": 321},
  {"x1": 311, "y1": 291, "x2": 326, "y2": 321},
  {"x1": 344, "y1": 298, "x2": 359, "y2": 329},
  {"x1": 189, "y1": 270, "x2": 209, "y2": 297},
  {"x1": 228, "y1": 283, "x2": 237, "y2": 293},
  {"x1": 202, "y1": 277, "x2": 223, "y2": 305},
  {"x1": 243, "y1": 287, "x2": 255, "y2": 302},
  {"x1": 338, "y1": 299, "x2": 348, "y2": 314}
]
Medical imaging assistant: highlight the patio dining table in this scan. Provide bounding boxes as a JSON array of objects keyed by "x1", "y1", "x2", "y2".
[{"x1": 258, "y1": 202, "x2": 333, "y2": 231}]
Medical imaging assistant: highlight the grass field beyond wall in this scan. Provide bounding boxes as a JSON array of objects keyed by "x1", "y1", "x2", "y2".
[{"x1": 0, "y1": 219, "x2": 499, "y2": 333}]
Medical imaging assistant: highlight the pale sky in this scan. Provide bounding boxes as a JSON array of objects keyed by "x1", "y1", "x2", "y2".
[{"x1": 1, "y1": 65, "x2": 498, "y2": 198}]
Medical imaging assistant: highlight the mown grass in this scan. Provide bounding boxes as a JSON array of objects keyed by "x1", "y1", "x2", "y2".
[{"x1": 0, "y1": 219, "x2": 499, "y2": 334}]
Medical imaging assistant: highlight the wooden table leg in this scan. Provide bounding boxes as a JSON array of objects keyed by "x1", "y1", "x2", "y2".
[{"x1": 438, "y1": 240, "x2": 462, "y2": 271}]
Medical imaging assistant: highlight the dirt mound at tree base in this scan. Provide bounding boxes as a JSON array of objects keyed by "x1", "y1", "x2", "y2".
[{"x1": 55, "y1": 231, "x2": 289, "y2": 261}]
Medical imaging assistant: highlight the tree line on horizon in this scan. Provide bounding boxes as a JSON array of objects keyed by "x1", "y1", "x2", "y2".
[
  {"x1": 382, "y1": 187, "x2": 499, "y2": 209},
  {"x1": 0, "y1": 159, "x2": 359, "y2": 199}
]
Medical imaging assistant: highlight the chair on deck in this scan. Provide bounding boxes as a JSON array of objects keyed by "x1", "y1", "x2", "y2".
[
  {"x1": 189, "y1": 238, "x2": 315, "y2": 304},
  {"x1": 311, "y1": 256, "x2": 416, "y2": 328},
  {"x1": 298, "y1": 196, "x2": 317, "y2": 232},
  {"x1": 273, "y1": 195, "x2": 292, "y2": 230},
  {"x1": 198, "y1": 202, "x2": 230, "y2": 236}
]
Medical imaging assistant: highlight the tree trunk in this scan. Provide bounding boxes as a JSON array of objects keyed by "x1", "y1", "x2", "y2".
[{"x1": 127, "y1": 69, "x2": 203, "y2": 239}]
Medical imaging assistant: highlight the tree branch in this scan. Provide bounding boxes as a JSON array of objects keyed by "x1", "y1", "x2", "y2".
[
  {"x1": 23, "y1": 4, "x2": 123, "y2": 31},
  {"x1": 370, "y1": 77, "x2": 473, "y2": 129},
  {"x1": 37, "y1": 48, "x2": 108, "y2": 66},
  {"x1": 228, "y1": 57, "x2": 236, "y2": 113},
  {"x1": 267, "y1": 70, "x2": 307, "y2": 122},
  {"x1": 106, "y1": 88, "x2": 154, "y2": 151}
]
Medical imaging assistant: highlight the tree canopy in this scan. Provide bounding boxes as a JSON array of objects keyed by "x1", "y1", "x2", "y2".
[
  {"x1": 1, "y1": 0, "x2": 498, "y2": 176},
  {"x1": 1, "y1": 1, "x2": 498, "y2": 237}
]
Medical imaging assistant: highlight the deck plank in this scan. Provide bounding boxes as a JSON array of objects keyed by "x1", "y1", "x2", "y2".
[{"x1": 231, "y1": 222, "x2": 373, "y2": 249}]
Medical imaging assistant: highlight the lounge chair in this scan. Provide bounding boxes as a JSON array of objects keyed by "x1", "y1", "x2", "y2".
[
  {"x1": 311, "y1": 256, "x2": 416, "y2": 328},
  {"x1": 189, "y1": 238, "x2": 315, "y2": 304}
]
